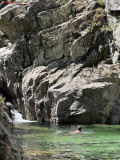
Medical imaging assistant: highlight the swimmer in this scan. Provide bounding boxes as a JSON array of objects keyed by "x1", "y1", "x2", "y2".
[{"x1": 69, "y1": 125, "x2": 82, "y2": 134}]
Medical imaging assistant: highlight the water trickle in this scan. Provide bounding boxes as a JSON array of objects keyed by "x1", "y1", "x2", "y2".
[{"x1": 13, "y1": 109, "x2": 33, "y2": 123}]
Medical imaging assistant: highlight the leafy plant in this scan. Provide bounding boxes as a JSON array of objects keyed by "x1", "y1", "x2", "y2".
[
  {"x1": 0, "y1": 97, "x2": 5, "y2": 104},
  {"x1": 98, "y1": 0, "x2": 104, "y2": 6},
  {"x1": 60, "y1": 0, "x2": 66, "y2": 6},
  {"x1": 69, "y1": 15, "x2": 72, "y2": 20}
]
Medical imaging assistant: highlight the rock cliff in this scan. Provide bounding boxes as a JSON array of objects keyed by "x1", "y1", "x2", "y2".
[{"x1": 0, "y1": 0, "x2": 120, "y2": 124}]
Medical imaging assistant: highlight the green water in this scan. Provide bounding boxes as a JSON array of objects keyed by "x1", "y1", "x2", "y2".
[{"x1": 12, "y1": 123, "x2": 120, "y2": 160}]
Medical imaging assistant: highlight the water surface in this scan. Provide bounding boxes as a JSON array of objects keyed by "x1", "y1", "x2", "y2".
[{"x1": 12, "y1": 123, "x2": 120, "y2": 160}]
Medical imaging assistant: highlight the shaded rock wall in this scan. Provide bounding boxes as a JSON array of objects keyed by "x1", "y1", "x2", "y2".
[
  {"x1": 105, "y1": 0, "x2": 120, "y2": 124},
  {"x1": 0, "y1": 0, "x2": 120, "y2": 124},
  {"x1": 0, "y1": 101, "x2": 23, "y2": 160}
]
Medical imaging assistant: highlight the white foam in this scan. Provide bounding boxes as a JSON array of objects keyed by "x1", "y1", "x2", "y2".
[
  {"x1": 82, "y1": 130, "x2": 94, "y2": 135},
  {"x1": 56, "y1": 131, "x2": 62, "y2": 133},
  {"x1": 13, "y1": 109, "x2": 35, "y2": 123}
]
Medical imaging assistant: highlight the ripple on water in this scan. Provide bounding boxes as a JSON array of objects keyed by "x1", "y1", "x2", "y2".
[
  {"x1": 81, "y1": 129, "x2": 94, "y2": 135},
  {"x1": 12, "y1": 123, "x2": 120, "y2": 160}
]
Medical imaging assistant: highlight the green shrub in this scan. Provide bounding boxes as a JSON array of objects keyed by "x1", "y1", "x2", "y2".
[
  {"x1": 98, "y1": 0, "x2": 104, "y2": 7},
  {"x1": 0, "y1": 97, "x2": 5, "y2": 104},
  {"x1": 60, "y1": 0, "x2": 66, "y2": 6},
  {"x1": 69, "y1": 15, "x2": 72, "y2": 20}
]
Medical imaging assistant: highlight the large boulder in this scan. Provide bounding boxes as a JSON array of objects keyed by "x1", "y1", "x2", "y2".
[{"x1": 22, "y1": 63, "x2": 120, "y2": 124}]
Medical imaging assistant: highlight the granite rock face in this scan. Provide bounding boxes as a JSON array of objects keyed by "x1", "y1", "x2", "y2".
[
  {"x1": 0, "y1": 0, "x2": 120, "y2": 124},
  {"x1": 107, "y1": 0, "x2": 120, "y2": 11},
  {"x1": 22, "y1": 64, "x2": 120, "y2": 123},
  {"x1": 105, "y1": 0, "x2": 120, "y2": 124}
]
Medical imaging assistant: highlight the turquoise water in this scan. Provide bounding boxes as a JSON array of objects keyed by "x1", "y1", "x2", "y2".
[{"x1": 12, "y1": 123, "x2": 120, "y2": 160}]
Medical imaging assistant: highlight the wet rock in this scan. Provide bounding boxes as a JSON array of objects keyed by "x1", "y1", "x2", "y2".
[
  {"x1": 3, "y1": 111, "x2": 13, "y2": 126},
  {"x1": 0, "y1": 102, "x2": 23, "y2": 160}
]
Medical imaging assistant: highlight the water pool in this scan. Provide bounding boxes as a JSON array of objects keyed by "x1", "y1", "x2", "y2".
[{"x1": 12, "y1": 123, "x2": 120, "y2": 160}]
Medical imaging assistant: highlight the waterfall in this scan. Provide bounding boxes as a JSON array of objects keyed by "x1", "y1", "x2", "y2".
[{"x1": 13, "y1": 109, "x2": 33, "y2": 123}]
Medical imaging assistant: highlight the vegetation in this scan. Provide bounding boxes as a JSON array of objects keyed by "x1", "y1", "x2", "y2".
[
  {"x1": 56, "y1": 0, "x2": 68, "y2": 6},
  {"x1": 69, "y1": 14, "x2": 72, "y2": 20},
  {"x1": 101, "y1": 19, "x2": 120, "y2": 32},
  {"x1": 0, "y1": 96, "x2": 5, "y2": 104},
  {"x1": 60, "y1": 0, "x2": 66, "y2": 6},
  {"x1": 97, "y1": 0, "x2": 105, "y2": 7}
]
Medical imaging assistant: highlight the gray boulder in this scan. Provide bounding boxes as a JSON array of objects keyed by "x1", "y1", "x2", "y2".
[
  {"x1": 107, "y1": 0, "x2": 120, "y2": 11},
  {"x1": 111, "y1": 97, "x2": 120, "y2": 124}
]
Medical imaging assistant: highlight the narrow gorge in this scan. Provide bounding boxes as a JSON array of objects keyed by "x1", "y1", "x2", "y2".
[{"x1": 0, "y1": 0, "x2": 120, "y2": 159}]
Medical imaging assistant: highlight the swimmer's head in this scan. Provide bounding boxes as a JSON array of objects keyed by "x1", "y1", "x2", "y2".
[{"x1": 78, "y1": 125, "x2": 82, "y2": 131}]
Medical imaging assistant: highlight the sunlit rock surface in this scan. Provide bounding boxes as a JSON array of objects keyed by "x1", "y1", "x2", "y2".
[
  {"x1": 0, "y1": 0, "x2": 120, "y2": 124},
  {"x1": 107, "y1": 0, "x2": 120, "y2": 11}
]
